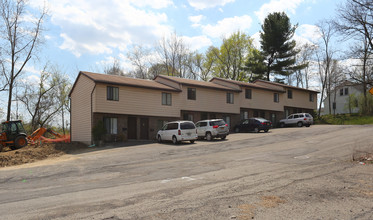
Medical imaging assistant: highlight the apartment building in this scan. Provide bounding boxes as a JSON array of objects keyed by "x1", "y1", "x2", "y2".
[{"x1": 69, "y1": 71, "x2": 318, "y2": 144}]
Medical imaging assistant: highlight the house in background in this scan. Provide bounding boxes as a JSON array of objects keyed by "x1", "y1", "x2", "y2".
[
  {"x1": 69, "y1": 71, "x2": 318, "y2": 144},
  {"x1": 323, "y1": 80, "x2": 364, "y2": 115}
]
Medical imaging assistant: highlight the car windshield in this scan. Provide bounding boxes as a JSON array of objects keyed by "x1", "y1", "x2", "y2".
[
  {"x1": 210, "y1": 120, "x2": 225, "y2": 126},
  {"x1": 180, "y1": 122, "x2": 195, "y2": 130}
]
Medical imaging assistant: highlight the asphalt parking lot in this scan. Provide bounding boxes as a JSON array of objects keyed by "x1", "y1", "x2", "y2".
[{"x1": 1, "y1": 125, "x2": 373, "y2": 220}]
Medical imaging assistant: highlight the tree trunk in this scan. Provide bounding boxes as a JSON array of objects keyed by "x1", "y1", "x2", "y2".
[
  {"x1": 62, "y1": 106, "x2": 65, "y2": 135},
  {"x1": 6, "y1": 77, "x2": 14, "y2": 121}
]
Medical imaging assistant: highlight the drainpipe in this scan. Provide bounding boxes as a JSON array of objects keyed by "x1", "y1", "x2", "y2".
[
  {"x1": 91, "y1": 84, "x2": 96, "y2": 145},
  {"x1": 69, "y1": 97, "x2": 71, "y2": 142}
]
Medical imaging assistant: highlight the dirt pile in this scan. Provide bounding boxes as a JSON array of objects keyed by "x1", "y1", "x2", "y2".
[{"x1": 0, "y1": 142, "x2": 87, "y2": 167}]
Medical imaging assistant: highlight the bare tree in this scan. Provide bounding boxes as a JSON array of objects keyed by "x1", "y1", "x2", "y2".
[
  {"x1": 103, "y1": 58, "x2": 125, "y2": 76},
  {"x1": 18, "y1": 64, "x2": 61, "y2": 131},
  {"x1": 157, "y1": 32, "x2": 193, "y2": 79},
  {"x1": 127, "y1": 45, "x2": 154, "y2": 79},
  {"x1": 0, "y1": 0, "x2": 47, "y2": 121},
  {"x1": 329, "y1": 60, "x2": 346, "y2": 115},
  {"x1": 52, "y1": 66, "x2": 72, "y2": 135},
  {"x1": 315, "y1": 21, "x2": 337, "y2": 116},
  {"x1": 334, "y1": 0, "x2": 373, "y2": 52},
  {"x1": 334, "y1": 0, "x2": 373, "y2": 115},
  {"x1": 347, "y1": 37, "x2": 373, "y2": 114},
  {"x1": 294, "y1": 43, "x2": 317, "y2": 88}
]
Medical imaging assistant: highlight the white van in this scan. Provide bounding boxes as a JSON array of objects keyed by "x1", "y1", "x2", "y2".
[{"x1": 157, "y1": 121, "x2": 198, "y2": 144}]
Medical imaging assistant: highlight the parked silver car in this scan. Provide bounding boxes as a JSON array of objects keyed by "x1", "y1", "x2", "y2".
[
  {"x1": 279, "y1": 113, "x2": 313, "y2": 128},
  {"x1": 157, "y1": 121, "x2": 198, "y2": 144},
  {"x1": 195, "y1": 119, "x2": 229, "y2": 141}
]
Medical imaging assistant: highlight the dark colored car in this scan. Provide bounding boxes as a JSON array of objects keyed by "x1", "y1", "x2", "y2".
[{"x1": 233, "y1": 118, "x2": 272, "y2": 133}]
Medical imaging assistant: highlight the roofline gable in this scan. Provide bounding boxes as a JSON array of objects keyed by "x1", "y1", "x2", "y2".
[
  {"x1": 155, "y1": 75, "x2": 241, "y2": 92},
  {"x1": 210, "y1": 77, "x2": 285, "y2": 93}
]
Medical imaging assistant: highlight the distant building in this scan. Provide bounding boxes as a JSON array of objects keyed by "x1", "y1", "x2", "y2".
[{"x1": 322, "y1": 80, "x2": 364, "y2": 115}]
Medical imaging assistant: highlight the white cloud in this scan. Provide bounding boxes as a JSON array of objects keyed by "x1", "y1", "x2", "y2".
[
  {"x1": 251, "y1": 32, "x2": 261, "y2": 49},
  {"x1": 34, "y1": 0, "x2": 172, "y2": 57},
  {"x1": 255, "y1": 0, "x2": 305, "y2": 22},
  {"x1": 293, "y1": 24, "x2": 323, "y2": 50},
  {"x1": 26, "y1": 75, "x2": 41, "y2": 84},
  {"x1": 201, "y1": 15, "x2": 252, "y2": 38},
  {"x1": 181, "y1": 35, "x2": 213, "y2": 50},
  {"x1": 188, "y1": 0, "x2": 235, "y2": 10},
  {"x1": 128, "y1": 0, "x2": 174, "y2": 9},
  {"x1": 23, "y1": 65, "x2": 41, "y2": 75},
  {"x1": 297, "y1": 24, "x2": 321, "y2": 43},
  {"x1": 188, "y1": 15, "x2": 205, "y2": 28},
  {"x1": 188, "y1": 15, "x2": 204, "y2": 23}
]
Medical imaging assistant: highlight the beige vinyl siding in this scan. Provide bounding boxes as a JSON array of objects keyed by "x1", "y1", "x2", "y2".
[
  {"x1": 178, "y1": 86, "x2": 240, "y2": 114},
  {"x1": 93, "y1": 84, "x2": 181, "y2": 117},
  {"x1": 239, "y1": 88, "x2": 284, "y2": 111},
  {"x1": 70, "y1": 75, "x2": 95, "y2": 144},
  {"x1": 284, "y1": 89, "x2": 317, "y2": 110}
]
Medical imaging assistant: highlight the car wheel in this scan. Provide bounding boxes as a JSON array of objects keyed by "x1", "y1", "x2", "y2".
[
  {"x1": 206, "y1": 132, "x2": 213, "y2": 141},
  {"x1": 254, "y1": 127, "x2": 259, "y2": 133},
  {"x1": 190, "y1": 140, "x2": 195, "y2": 144},
  {"x1": 264, "y1": 129, "x2": 269, "y2": 132},
  {"x1": 297, "y1": 121, "x2": 303, "y2": 127},
  {"x1": 234, "y1": 127, "x2": 240, "y2": 133},
  {"x1": 280, "y1": 123, "x2": 285, "y2": 128},
  {"x1": 157, "y1": 135, "x2": 162, "y2": 143},
  {"x1": 221, "y1": 135, "x2": 226, "y2": 140},
  {"x1": 172, "y1": 136, "x2": 178, "y2": 145}
]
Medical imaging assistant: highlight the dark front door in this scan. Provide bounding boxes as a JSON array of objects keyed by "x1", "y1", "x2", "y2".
[
  {"x1": 127, "y1": 117, "x2": 137, "y2": 139},
  {"x1": 140, "y1": 118, "x2": 149, "y2": 140}
]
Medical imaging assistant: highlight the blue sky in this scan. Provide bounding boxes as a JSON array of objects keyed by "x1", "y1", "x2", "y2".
[{"x1": 26, "y1": 0, "x2": 341, "y2": 82}]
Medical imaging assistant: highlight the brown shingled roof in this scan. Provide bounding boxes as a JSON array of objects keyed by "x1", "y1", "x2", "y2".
[
  {"x1": 155, "y1": 75, "x2": 241, "y2": 92},
  {"x1": 254, "y1": 79, "x2": 319, "y2": 93},
  {"x1": 81, "y1": 71, "x2": 181, "y2": 92},
  {"x1": 210, "y1": 77, "x2": 285, "y2": 93}
]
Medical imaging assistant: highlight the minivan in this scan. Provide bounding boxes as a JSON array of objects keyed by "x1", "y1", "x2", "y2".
[{"x1": 157, "y1": 121, "x2": 198, "y2": 144}]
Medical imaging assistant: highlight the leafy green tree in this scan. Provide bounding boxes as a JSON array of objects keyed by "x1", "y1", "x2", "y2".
[
  {"x1": 206, "y1": 31, "x2": 255, "y2": 81},
  {"x1": 243, "y1": 48, "x2": 267, "y2": 82},
  {"x1": 259, "y1": 12, "x2": 304, "y2": 81},
  {"x1": 187, "y1": 52, "x2": 213, "y2": 81}
]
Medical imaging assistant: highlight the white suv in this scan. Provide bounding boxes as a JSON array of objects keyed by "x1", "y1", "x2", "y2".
[
  {"x1": 157, "y1": 121, "x2": 198, "y2": 144},
  {"x1": 279, "y1": 113, "x2": 313, "y2": 128},
  {"x1": 195, "y1": 119, "x2": 229, "y2": 141}
]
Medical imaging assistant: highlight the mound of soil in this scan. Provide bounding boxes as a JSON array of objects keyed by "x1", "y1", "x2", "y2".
[{"x1": 0, "y1": 142, "x2": 87, "y2": 167}]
